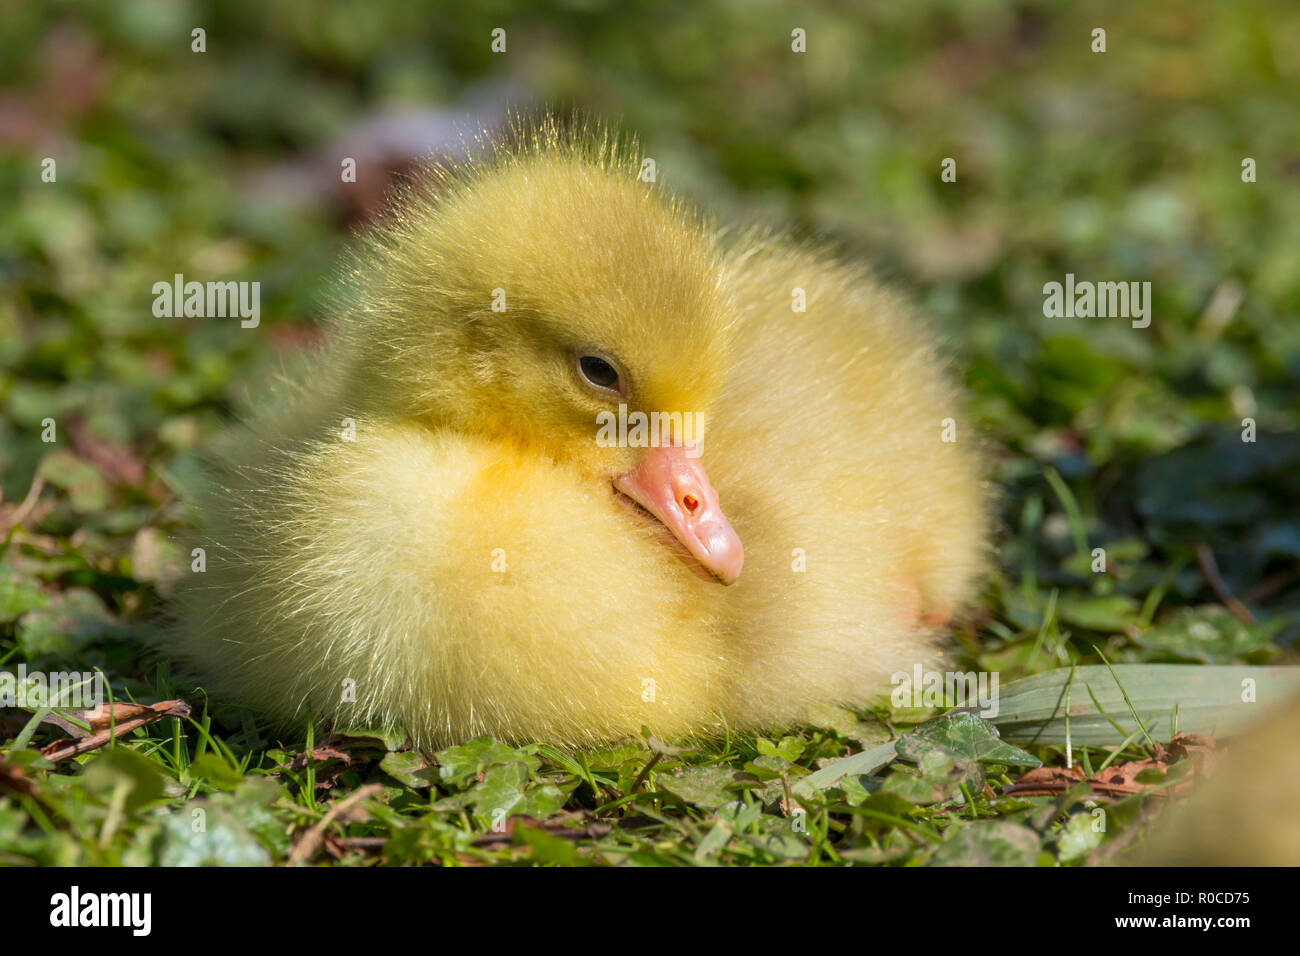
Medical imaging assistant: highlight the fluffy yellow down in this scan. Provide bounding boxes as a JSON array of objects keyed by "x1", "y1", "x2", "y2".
[{"x1": 168, "y1": 119, "x2": 990, "y2": 749}]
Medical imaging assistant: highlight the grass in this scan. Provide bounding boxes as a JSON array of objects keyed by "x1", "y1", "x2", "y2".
[{"x1": 2, "y1": 0, "x2": 1299, "y2": 865}]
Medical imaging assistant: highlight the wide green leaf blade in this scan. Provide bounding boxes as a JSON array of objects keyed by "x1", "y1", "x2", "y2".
[{"x1": 982, "y1": 664, "x2": 1300, "y2": 747}]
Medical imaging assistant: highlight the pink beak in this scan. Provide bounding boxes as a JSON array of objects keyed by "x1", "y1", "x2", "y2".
[{"x1": 614, "y1": 444, "x2": 744, "y2": 585}]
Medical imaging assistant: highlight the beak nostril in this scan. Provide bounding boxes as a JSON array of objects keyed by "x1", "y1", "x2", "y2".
[{"x1": 615, "y1": 445, "x2": 743, "y2": 584}]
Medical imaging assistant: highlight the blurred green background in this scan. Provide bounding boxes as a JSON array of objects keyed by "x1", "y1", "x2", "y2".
[{"x1": 3, "y1": 0, "x2": 1299, "y2": 695}]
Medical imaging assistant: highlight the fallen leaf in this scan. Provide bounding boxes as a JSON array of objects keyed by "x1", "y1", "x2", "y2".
[
  {"x1": 1003, "y1": 733, "x2": 1216, "y2": 800},
  {"x1": 40, "y1": 699, "x2": 191, "y2": 763},
  {"x1": 43, "y1": 701, "x2": 167, "y2": 738},
  {"x1": 67, "y1": 417, "x2": 146, "y2": 486}
]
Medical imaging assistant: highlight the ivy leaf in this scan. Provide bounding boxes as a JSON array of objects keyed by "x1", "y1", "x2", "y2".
[
  {"x1": 516, "y1": 825, "x2": 585, "y2": 865},
  {"x1": 743, "y1": 829, "x2": 810, "y2": 862},
  {"x1": 468, "y1": 762, "x2": 530, "y2": 817},
  {"x1": 435, "y1": 737, "x2": 537, "y2": 788},
  {"x1": 755, "y1": 736, "x2": 805, "y2": 762},
  {"x1": 333, "y1": 725, "x2": 408, "y2": 752},
  {"x1": 513, "y1": 782, "x2": 567, "y2": 820},
  {"x1": 929, "y1": 820, "x2": 1042, "y2": 866},
  {"x1": 159, "y1": 803, "x2": 273, "y2": 866},
  {"x1": 17, "y1": 588, "x2": 122, "y2": 659},
  {"x1": 881, "y1": 750, "x2": 970, "y2": 805},
  {"x1": 380, "y1": 751, "x2": 433, "y2": 789},
  {"x1": 0, "y1": 571, "x2": 46, "y2": 623},
  {"x1": 659, "y1": 765, "x2": 739, "y2": 809},
  {"x1": 901, "y1": 712, "x2": 1041, "y2": 771},
  {"x1": 1057, "y1": 811, "x2": 1106, "y2": 863},
  {"x1": 37, "y1": 450, "x2": 110, "y2": 513},
  {"x1": 1133, "y1": 607, "x2": 1283, "y2": 664},
  {"x1": 804, "y1": 703, "x2": 892, "y2": 746}
]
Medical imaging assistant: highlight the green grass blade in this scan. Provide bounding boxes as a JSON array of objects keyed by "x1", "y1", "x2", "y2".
[{"x1": 985, "y1": 665, "x2": 1300, "y2": 746}]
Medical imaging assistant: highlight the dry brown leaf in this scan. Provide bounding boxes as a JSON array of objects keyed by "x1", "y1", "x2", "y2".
[
  {"x1": 1003, "y1": 733, "x2": 1216, "y2": 800},
  {"x1": 40, "y1": 699, "x2": 191, "y2": 763},
  {"x1": 67, "y1": 417, "x2": 147, "y2": 487},
  {"x1": 282, "y1": 746, "x2": 355, "y2": 791},
  {"x1": 286, "y1": 746, "x2": 352, "y2": 771},
  {"x1": 42, "y1": 701, "x2": 166, "y2": 739},
  {"x1": 1002, "y1": 764, "x2": 1086, "y2": 797}
]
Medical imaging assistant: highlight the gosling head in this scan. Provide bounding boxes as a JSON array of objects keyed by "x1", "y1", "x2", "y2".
[{"x1": 342, "y1": 129, "x2": 744, "y2": 584}]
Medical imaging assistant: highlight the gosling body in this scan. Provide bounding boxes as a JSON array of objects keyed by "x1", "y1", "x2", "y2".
[{"x1": 170, "y1": 122, "x2": 988, "y2": 748}]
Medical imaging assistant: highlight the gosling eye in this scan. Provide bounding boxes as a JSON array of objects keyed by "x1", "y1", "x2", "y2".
[{"x1": 576, "y1": 353, "x2": 624, "y2": 397}]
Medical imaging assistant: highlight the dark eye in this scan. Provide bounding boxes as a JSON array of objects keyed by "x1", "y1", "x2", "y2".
[{"x1": 577, "y1": 354, "x2": 622, "y2": 394}]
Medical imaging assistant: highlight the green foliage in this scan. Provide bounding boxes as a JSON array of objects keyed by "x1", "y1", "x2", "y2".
[{"x1": 2, "y1": 0, "x2": 1297, "y2": 865}]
